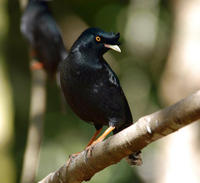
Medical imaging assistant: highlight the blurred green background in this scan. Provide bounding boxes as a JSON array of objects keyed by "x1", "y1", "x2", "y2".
[{"x1": 1, "y1": 0, "x2": 200, "y2": 183}]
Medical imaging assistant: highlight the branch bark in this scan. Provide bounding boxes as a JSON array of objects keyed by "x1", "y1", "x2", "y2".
[
  {"x1": 21, "y1": 69, "x2": 46, "y2": 183},
  {"x1": 39, "y1": 90, "x2": 200, "y2": 183}
]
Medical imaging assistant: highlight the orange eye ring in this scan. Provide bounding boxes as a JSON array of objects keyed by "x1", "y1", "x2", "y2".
[{"x1": 96, "y1": 36, "x2": 101, "y2": 42}]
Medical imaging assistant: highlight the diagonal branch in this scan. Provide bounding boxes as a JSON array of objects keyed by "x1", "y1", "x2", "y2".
[
  {"x1": 39, "y1": 90, "x2": 200, "y2": 183},
  {"x1": 21, "y1": 69, "x2": 46, "y2": 183}
]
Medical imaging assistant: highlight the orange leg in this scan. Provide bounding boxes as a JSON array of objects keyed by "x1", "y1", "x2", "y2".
[
  {"x1": 91, "y1": 126, "x2": 115, "y2": 146},
  {"x1": 31, "y1": 61, "x2": 43, "y2": 70},
  {"x1": 86, "y1": 128, "x2": 103, "y2": 147},
  {"x1": 29, "y1": 49, "x2": 43, "y2": 70},
  {"x1": 69, "y1": 127, "x2": 115, "y2": 160},
  {"x1": 69, "y1": 128, "x2": 103, "y2": 158}
]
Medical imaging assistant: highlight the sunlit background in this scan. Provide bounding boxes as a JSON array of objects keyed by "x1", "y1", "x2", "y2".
[{"x1": 0, "y1": 0, "x2": 200, "y2": 183}]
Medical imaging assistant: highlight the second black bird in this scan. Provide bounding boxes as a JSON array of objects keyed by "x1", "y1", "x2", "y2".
[
  {"x1": 21, "y1": 0, "x2": 67, "y2": 78},
  {"x1": 60, "y1": 27, "x2": 142, "y2": 165}
]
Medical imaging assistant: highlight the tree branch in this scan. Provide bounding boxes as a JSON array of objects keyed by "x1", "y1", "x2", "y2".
[
  {"x1": 21, "y1": 68, "x2": 46, "y2": 183},
  {"x1": 39, "y1": 90, "x2": 200, "y2": 183}
]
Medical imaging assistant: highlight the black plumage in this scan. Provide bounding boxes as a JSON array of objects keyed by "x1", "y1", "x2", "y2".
[
  {"x1": 21, "y1": 0, "x2": 67, "y2": 77},
  {"x1": 60, "y1": 28, "x2": 142, "y2": 165}
]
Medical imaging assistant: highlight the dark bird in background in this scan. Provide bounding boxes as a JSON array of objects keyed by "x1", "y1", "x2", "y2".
[
  {"x1": 21, "y1": 0, "x2": 68, "y2": 78},
  {"x1": 60, "y1": 27, "x2": 142, "y2": 166}
]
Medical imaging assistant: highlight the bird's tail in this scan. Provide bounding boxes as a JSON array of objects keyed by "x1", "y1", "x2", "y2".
[
  {"x1": 113, "y1": 123, "x2": 143, "y2": 166},
  {"x1": 125, "y1": 151, "x2": 142, "y2": 166}
]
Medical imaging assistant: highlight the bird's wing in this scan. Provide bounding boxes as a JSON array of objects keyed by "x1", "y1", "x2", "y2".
[
  {"x1": 21, "y1": 3, "x2": 64, "y2": 49},
  {"x1": 101, "y1": 61, "x2": 133, "y2": 128},
  {"x1": 102, "y1": 60, "x2": 121, "y2": 87},
  {"x1": 20, "y1": 5, "x2": 37, "y2": 43},
  {"x1": 34, "y1": 12, "x2": 63, "y2": 44},
  {"x1": 32, "y1": 11, "x2": 67, "y2": 61}
]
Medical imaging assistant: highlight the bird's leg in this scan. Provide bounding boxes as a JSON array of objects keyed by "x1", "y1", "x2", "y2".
[
  {"x1": 29, "y1": 49, "x2": 44, "y2": 70},
  {"x1": 91, "y1": 126, "x2": 115, "y2": 146},
  {"x1": 85, "y1": 126, "x2": 115, "y2": 158},
  {"x1": 67, "y1": 128, "x2": 103, "y2": 163},
  {"x1": 68, "y1": 128, "x2": 103, "y2": 162},
  {"x1": 31, "y1": 61, "x2": 44, "y2": 70},
  {"x1": 86, "y1": 128, "x2": 103, "y2": 148}
]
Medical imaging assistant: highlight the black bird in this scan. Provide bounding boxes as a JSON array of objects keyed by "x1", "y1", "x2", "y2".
[
  {"x1": 21, "y1": 0, "x2": 67, "y2": 78},
  {"x1": 60, "y1": 28, "x2": 142, "y2": 165}
]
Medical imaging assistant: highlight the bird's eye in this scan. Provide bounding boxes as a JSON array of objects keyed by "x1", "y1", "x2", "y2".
[{"x1": 95, "y1": 36, "x2": 101, "y2": 42}]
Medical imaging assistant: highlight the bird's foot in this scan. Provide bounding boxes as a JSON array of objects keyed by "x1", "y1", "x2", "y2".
[
  {"x1": 66, "y1": 158, "x2": 71, "y2": 168},
  {"x1": 85, "y1": 141, "x2": 99, "y2": 158},
  {"x1": 69, "y1": 152, "x2": 80, "y2": 160},
  {"x1": 31, "y1": 61, "x2": 43, "y2": 70},
  {"x1": 66, "y1": 152, "x2": 80, "y2": 168}
]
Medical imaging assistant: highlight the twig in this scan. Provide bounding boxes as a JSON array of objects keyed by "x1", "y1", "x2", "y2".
[
  {"x1": 38, "y1": 90, "x2": 200, "y2": 183},
  {"x1": 21, "y1": 68, "x2": 46, "y2": 183}
]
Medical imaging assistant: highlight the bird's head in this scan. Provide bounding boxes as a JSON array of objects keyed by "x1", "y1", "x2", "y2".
[{"x1": 72, "y1": 28, "x2": 121, "y2": 56}]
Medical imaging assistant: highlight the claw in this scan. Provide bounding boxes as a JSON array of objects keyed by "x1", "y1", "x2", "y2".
[
  {"x1": 85, "y1": 143, "x2": 96, "y2": 158},
  {"x1": 66, "y1": 152, "x2": 80, "y2": 168}
]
